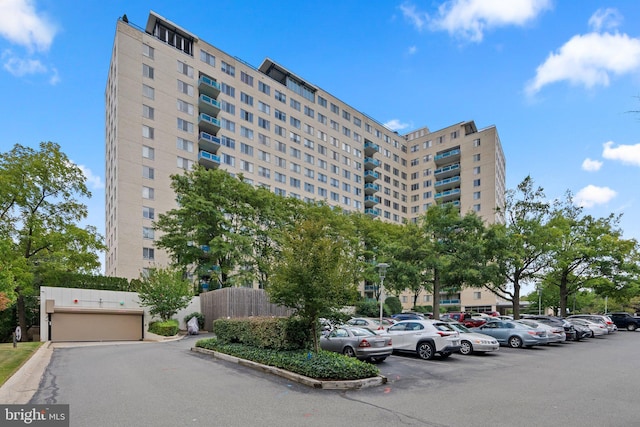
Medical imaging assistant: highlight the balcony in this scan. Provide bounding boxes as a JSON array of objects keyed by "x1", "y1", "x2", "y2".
[
  {"x1": 435, "y1": 175, "x2": 461, "y2": 190},
  {"x1": 365, "y1": 208, "x2": 380, "y2": 217},
  {"x1": 198, "y1": 75, "x2": 221, "y2": 97},
  {"x1": 440, "y1": 200, "x2": 461, "y2": 208},
  {"x1": 364, "y1": 195, "x2": 380, "y2": 208},
  {"x1": 364, "y1": 140, "x2": 380, "y2": 156},
  {"x1": 198, "y1": 113, "x2": 220, "y2": 135},
  {"x1": 364, "y1": 170, "x2": 379, "y2": 183},
  {"x1": 434, "y1": 163, "x2": 460, "y2": 179},
  {"x1": 198, "y1": 150, "x2": 220, "y2": 169},
  {"x1": 199, "y1": 94, "x2": 221, "y2": 117},
  {"x1": 434, "y1": 148, "x2": 461, "y2": 165},
  {"x1": 434, "y1": 188, "x2": 461, "y2": 203},
  {"x1": 198, "y1": 131, "x2": 221, "y2": 153},
  {"x1": 364, "y1": 157, "x2": 381, "y2": 170},
  {"x1": 364, "y1": 183, "x2": 380, "y2": 195}
]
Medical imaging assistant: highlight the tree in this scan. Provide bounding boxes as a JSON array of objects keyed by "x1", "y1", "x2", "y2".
[
  {"x1": 485, "y1": 176, "x2": 554, "y2": 319},
  {"x1": 137, "y1": 267, "x2": 193, "y2": 321},
  {"x1": 267, "y1": 205, "x2": 360, "y2": 352},
  {"x1": 0, "y1": 142, "x2": 104, "y2": 337}
]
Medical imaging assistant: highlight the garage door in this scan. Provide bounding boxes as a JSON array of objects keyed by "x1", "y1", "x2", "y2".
[{"x1": 50, "y1": 308, "x2": 144, "y2": 342}]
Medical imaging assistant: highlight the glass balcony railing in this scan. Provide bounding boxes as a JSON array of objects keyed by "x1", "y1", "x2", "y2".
[
  {"x1": 364, "y1": 157, "x2": 381, "y2": 169},
  {"x1": 364, "y1": 170, "x2": 379, "y2": 182},
  {"x1": 199, "y1": 94, "x2": 221, "y2": 116},
  {"x1": 198, "y1": 150, "x2": 220, "y2": 168},
  {"x1": 198, "y1": 131, "x2": 221, "y2": 153},
  {"x1": 364, "y1": 140, "x2": 380, "y2": 155},
  {"x1": 198, "y1": 75, "x2": 221, "y2": 97},
  {"x1": 364, "y1": 183, "x2": 380, "y2": 194},
  {"x1": 434, "y1": 163, "x2": 460, "y2": 177},
  {"x1": 434, "y1": 148, "x2": 461, "y2": 165},
  {"x1": 364, "y1": 208, "x2": 380, "y2": 217},
  {"x1": 435, "y1": 175, "x2": 461, "y2": 188},
  {"x1": 198, "y1": 113, "x2": 220, "y2": 134}
]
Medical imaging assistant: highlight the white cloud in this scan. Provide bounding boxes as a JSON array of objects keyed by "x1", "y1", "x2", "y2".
[
  {"x1": 526, "y1": 16, "x2": 640, "y2": 95},
  {"x1": 384, "y1": 119, "x2": 411, "y2": 131},
  {"x1": 602, "y1": 141, "x2": 640, "y2": 166},
  {"x1": 408, "y1": 45, "x2": 417, "y2": 55},
  {"x1": 575, "y1": 185, "x2": 616, "y2": 208},
  {"x1": 401, "y1": 0, "x2": 551, "y2": 42},
  {"x1": 78, "y1": 165, "x2": 105, "y2": 190},
  {"x1": 0, "y1": 0, "x2": 57, "y2": 52},
  {"x1": 2, "y1": 49, "x2": 58, "y2": 83},
  {"x1": 588, "y1": 8, "x2": 622, "y2": 32},
  {"x1": 582, "y1": 158, "x2": 603, "y2": 172}
]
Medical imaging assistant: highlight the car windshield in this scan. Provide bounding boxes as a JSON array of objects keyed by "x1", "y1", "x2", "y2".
[
  {"x1": 434, "y1": 323, "x2": 456, "y2": 331},
  {"x1": 517, "y1": 320, "x2": 539, "y2": 328},
  {"x1": 349, "y1": 327, "x2": 376, "y2": 337},
  {"x1": 449, "y1": 323, "x2": 470, "y2": 333}
]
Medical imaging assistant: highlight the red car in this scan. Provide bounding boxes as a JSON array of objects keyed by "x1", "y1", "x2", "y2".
[{"x1": 440, "y1": 312, "x2": 487, "y2": 328}]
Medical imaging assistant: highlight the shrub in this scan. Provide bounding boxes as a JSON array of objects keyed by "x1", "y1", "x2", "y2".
[
  {"x1": 212, "y1": 317, "x2": 311, "y2": 351},
  {"x1": 384, "y1": 296, "x2": 402, "y2": 315},
  {"x1": 355, "y1": 299, "x2": 380, "y2": 317},
  {"x1": 195, "y1": 338, "x2": 379, "y2": 381},
  {"x1": 184, "y1": 312, "x2": 205, "y2": 330},
  {"x1": 149, "y1": 319, "x2": 179, "y2": 336}
]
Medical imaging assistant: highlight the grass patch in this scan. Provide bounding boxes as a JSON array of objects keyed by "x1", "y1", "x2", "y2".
[{"x1": 0, "y1": 342, "x2": 43, "y2": 386}]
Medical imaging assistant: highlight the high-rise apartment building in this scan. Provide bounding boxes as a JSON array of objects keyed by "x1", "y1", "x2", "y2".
[{"x1": 105, "y1": 12, "x2": 507, "y2": 312}]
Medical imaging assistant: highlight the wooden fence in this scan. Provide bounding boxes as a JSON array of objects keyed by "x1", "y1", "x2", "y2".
[{"x1": 200, "y1": 287, "x2": 293, "y2": 331}]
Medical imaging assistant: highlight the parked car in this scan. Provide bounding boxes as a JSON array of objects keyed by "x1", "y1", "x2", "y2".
[
  {"x1": 568, "y1": 318, "x2": 607, "y2": 337},
  {"x1": 319, "y1": 326, "x2": 393, "y2": 362},
  {"x1": 391, "y1": 313, "x2": 425, "y2": 321},
  {"x1": 446, "y1": 322, "x2": 500, "y2": 355},
  {"x1": 386, "y1": 319, "x2": 461, "y2": 360},
  {"x1": 521, "y1": 315, "x2": 577, "y2": 341},
  {"x1": 516, "y1": 319, "x2": 566, "y2": 343},
  {"x1": 566, "y1": 319, "x2": 593, "y2": 340},
  {"x1": 606, "y1": 312, "x2": 640, "y2": 331},
  {"x1": 440, "y1": 312, "x2": 487, "y2": 328},
  {"x1": 472, "y1": 320, "x2": 549, "y2": 348},
  {"x1": 347, "y1": 317, "x2": 395, "y2": 332},
  {"x1": 567, "y1": 314, "x2": 616, "y2": 334}
]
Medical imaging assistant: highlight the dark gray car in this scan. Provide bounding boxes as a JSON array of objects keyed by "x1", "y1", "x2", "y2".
[{"x1": 320, "y1": 326, "x2": 393, "y2": 362}]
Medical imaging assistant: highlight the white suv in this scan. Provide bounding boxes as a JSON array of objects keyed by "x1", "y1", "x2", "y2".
[{"x1": 386, "y1": 319, "x2": 461, "y2": 360}]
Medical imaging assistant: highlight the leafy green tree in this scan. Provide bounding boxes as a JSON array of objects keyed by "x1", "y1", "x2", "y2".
[
  {"x1": 267, "y1": 205, "x2": 360, "y2": 352},
  {"x1": 486, "y1": 176, "x2": 554, "y2": 319},
  {"x1": 0, "y1": 142, "x2": 104, "y2": 337},
  {"x1": 137, "y1": 267, "x2": 193, "y2": 321}
]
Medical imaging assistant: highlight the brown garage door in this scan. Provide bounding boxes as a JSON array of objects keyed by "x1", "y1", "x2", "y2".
[{"x1": 50, "y1": 308, "x2": 144, "y2": 342}]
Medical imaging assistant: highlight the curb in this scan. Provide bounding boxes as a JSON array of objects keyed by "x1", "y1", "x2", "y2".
[
  {"x1": 190, "y1": 347, "x2": 387, "y2": 390},
  {"x1": 0, "y1": 341, "x2": 53, "y2": 404}
]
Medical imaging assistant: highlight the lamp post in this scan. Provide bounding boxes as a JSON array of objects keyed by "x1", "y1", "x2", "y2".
[
  {"x1": 537, "y1": 284, "x2": 542, "y2": 315},
  {"x1": 377, "y1": 263, "x2": 389, "y2": 328}
]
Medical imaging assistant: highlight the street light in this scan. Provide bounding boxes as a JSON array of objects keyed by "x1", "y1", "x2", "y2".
[{"x1": 377, "y1": 263, "x2": 389, "y2": 328}]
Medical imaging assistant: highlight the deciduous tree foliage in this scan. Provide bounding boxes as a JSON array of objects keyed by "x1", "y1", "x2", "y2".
[
  {"x1": 267, "y1": 205, "x2": 360, "y2": 353},
  {"x1": 0, "y1": 142, "x2": 104, "y2": 337},
  {"x1": 137, "y1": 267, "x2": 193, "y2": 322}
]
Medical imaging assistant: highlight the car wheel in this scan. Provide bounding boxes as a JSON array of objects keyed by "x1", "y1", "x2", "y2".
[
  {"x1": 590, "y1": 331, "x2": 595, "y2": 338},
  {"x1": 627, "y1": 324, "x2": 637, "y2": 331},
  {"x1": 508, "y1": 336, "x2": 523, "y2": 348},
  {"x1": 343, "y1": 346, "x2": 356, "y2": 357},
  {"x1": 417, "y1": 342, "x2": 435, "y2": 360},
  {"x1": 459, "y1": 341, "x2": 473, "y2": 355}
]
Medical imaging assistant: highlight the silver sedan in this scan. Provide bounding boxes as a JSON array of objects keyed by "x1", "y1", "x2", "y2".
[
  {"x1": 447, "y1": 322, "x2": 500, "y2": 355},
  {"x1": 320, "y1": 326, "x2": 393, "y2": 362}
]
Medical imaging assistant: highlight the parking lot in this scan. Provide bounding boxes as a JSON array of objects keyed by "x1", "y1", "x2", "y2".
[{"x1": 30, "y1": 330, "x2": 639, "y2": 427}]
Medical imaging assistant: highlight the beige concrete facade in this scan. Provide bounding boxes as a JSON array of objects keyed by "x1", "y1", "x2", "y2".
[{"x1": 105, "y1": 12, "x2": 507, "y2": 312}]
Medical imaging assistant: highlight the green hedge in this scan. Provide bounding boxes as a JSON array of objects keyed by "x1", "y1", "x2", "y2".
[
  {"x1": 149, "y1": 319, "x2": 179, "y2": 336},
  {"x1": 195, "y1": 338, "x2": 379, "y2": 381},
  {"x1": 212, "y1": 317, "x2": 311, "y2": 351}
]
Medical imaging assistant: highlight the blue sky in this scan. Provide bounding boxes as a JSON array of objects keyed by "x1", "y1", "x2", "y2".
[{"x1": 2, "y1": 0, "x2": 640, "y2": 258}]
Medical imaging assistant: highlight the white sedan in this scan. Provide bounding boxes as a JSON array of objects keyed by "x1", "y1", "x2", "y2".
[{"x1": 446, "y1": 322, "x2": 500, "y2": 355}]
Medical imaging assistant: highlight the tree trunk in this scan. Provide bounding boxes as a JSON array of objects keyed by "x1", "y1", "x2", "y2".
[
  {"x1": 17, "y1": 294, "x2": 26, "y2": 342},
  {"x1": 512, "y1": 280, "x2": 521, "y2": 319}
]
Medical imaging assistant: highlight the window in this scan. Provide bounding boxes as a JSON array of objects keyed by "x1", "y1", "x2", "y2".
[
  {"x1": 240, "y1": 71, "x2": 253, "y2": 86},
  {"x1": 290, "y1": 98, "x2": 301, "y2": 111},
  {"x1": 143, "y1": 105, "x2": 154, "y2": 119},
  {"x1": 290, "y1": 147, "x2": 301, "y2": 159},
  {"x1": 142, "y1": 145, "x2": 154, "y2": 159},
  {"x1": 239, "y1": 160, "x2": 253, "y2": 173},
  {"x1": 258, "y1": 166, "x2": 270, "y2": 178},
  {"x1": 220, "y1": 118, "x2": 235, "y2": 132},
  {"x1": 221, "y1": 61, "x2": 235, "y2": 76},
  {"x1": 240, "y1": 142, "x2": 254, "y2": 156},
  {"x1": 317, "y1": 113, "x2": 327, "y2": 125},
  {"x1": 275, "y1": 90, "x2": 286, "y2": 103},
  {"x1": 290, "y1": 177, "x2": 301, "y2": 188},
  {"x1": 142, "y1": 166, "x2": 154, "y2": 179},
  {"x1": 304, "y1": 106, "x2": 314, "y2": 118},
  {"x1": 275, "y1": 156, "x2": 286, "y2": 168},
  {"x1": 353, "y1": 117, "x2": 361, "y2": 127},
  {"x1": 177, "y1": 80, "x2": 194, "y2": 96},
  {"x1": 318, "y1": 173, "x2": 327, "y2": 183},
  {"x1": 142, "y1": 125, "x2": 154, "y2": 139},
  {"x1": 474, "y1": 291, "x2": 482, "y2": 299},
  {"x1": 177, "y1": 60, "x2": 193, "y2": 78},
  {"x1": 258, "y1": 101, "x2": 270, "y2": 114},
  {"x1": 304, "y1": 182, "x2": 314, "y2": 193},
  {"x1": 474, "y1": 138, "x2": 481, "y2": 147},
  {"x1": 257, "y1": 150, "x2": 270, "y2": 161},
  {"x1": 240, "y1": 109, "x2": 253, "y2": 122},
  {"x1": 177, "y1": 157, "x2": 193, "y2": 170},
  {"x1": 142, "y1": 186, "x2": 154, "y2": 199},
  {"x1": 276, "y1": 141, "x2": 286, "y2": 153},
  {"x1": 304, "y1": 138, "x2": 314, "y2": 149},
  {"x1": 330, "y1": 120, "x2": 339, "y2": 131},
  {"x1": 274, "y1": 125, "x2": 285, "y2": 137},
  {"x1": 342, "y1": 110, "x2": 351, "y2": 121},
  {"x1": 143, "y1": 64, "x2": 154, "y2": 79},
  {"x1": 474, "y1": 166, "x2": 481, "y2": 175},
  {"x1": 143, "y1": 206, "x2": 155, "y2": 219},
  {"x1": 143, "y1": 227, "x2": 154, "y2": 239},
  {"x1": 200, "y1": 50, "x2": 215, "y2": 66},
  {"x1": 142, "y1": 84, "x2": 154, "y2": 100},
  {"x1": 177, "y1": 118, "x2": 194, "y2": 133},
  {"x1": 342, "y1": 126, "x2": 351, "y2": 137},
  {"x1": 220, "y1": 135, "x2": 236, "y2": 149},
  {"x1": 177, "y1": 99, "x2": 194, "y2": 115},
  {"x1": 220, "y1": 100, "x2": 235, "y2": 114},
  {"x1": 220, "y1": 83, "x2": 235, "y2": 97},
  {"x1": 240, "y1": 126, "x2": 253, "y2": 139},
  {"x1": 240, "y1": 92, "x2": 253, "y2": 106},
  {"x1": 473, "y1": 153, "x2": 481, "y2": 161},
  {"x1": 474, "y1": 191, "x2": 481, "y2": 200},
  {"x1": 176, "y1": 137, "x2": 193, "y2": 152},
  {"x1": 274, "y1": 110, "x2": 286, "y2": 122},
  {"x1": 304, "y1": 153, "x2": 315, "y2": 165},
  {"x1": 330, "y1": 103, "x2": 339, "y2": 114},
  {"x1": 473, "y1": 204, "x2": 481, "y2": 212},
  {"x1": 220, "y1": 153, "x2": 235, "y2": 166},
  {"x1": 318, "y1": 187, "x2": 327, "y2": 197},
  {"x1": 474, "y1": 179, "x2": 481, "y2": 187},
  {"x1": 290, "y1": 117, "x2": 300, "y2": 129},
  {"x1": 290, "y1": 132, "x2": 300, "y2": 144},
  {"x1": 143, "y1": 247, "x2": 155, "y2": 260},
  {"x1": 258, "y1": 117, "x2": 270, "y2": 130},
  {"x1": 318, "y1": 96, "x2": 327, "y2": 107},
  {"x1": 258, "y1": 81, "x2": 270, "y2": 95},
  {"x1": 143, "y1": 44, "x2": 154, "y2": 59},
  {"x1": 451, "y1": 130, "x2": 458, "y2": 139},
  {"x1": 318, "y1": 159, "x2": 327, "y2": 169}
]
